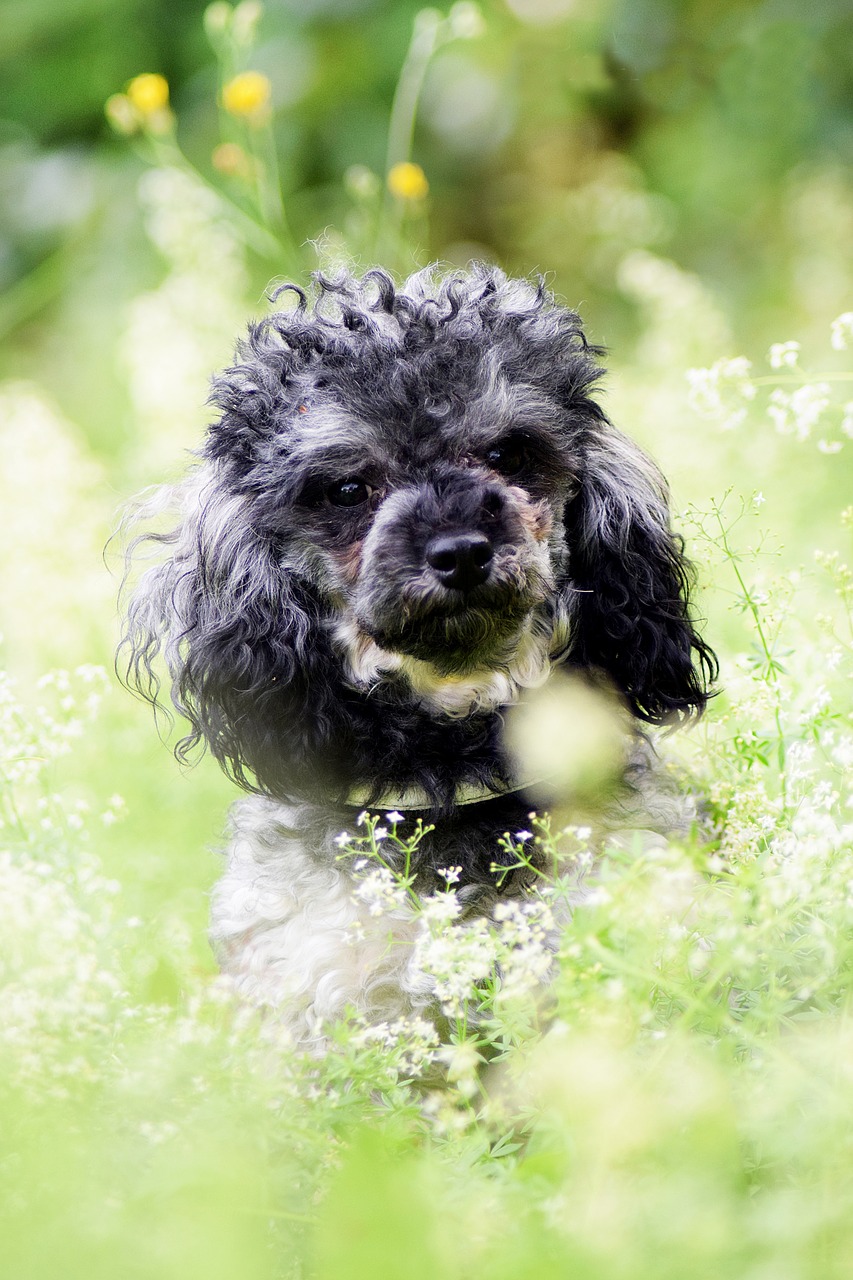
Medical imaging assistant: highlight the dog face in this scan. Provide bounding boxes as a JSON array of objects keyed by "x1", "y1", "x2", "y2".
[
  {"x1": 253, "y1": 362, "x2": 576, "y2": 685},
  {"x1": 122, "y1": 266, "x2": 716, "y2": 801}
]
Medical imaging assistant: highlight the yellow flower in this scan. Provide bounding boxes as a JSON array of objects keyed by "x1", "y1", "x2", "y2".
[
  {"x1": 387, "y1": 161, "x2": 429, "y2": 202},
  {"x1": 126, "y1": 73, "x2": 170, "y2": 115},
  {"x1": 222, "y1": 71, "x2": 272, "y2": 120}
]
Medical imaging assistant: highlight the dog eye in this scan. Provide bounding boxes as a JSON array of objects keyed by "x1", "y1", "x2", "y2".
[
  {"x1": 484, "y1": 436, "x2": 528, "y2": 477},
  {"x1": 326, "y1": 477, "x2": 373, "y2": 508}
]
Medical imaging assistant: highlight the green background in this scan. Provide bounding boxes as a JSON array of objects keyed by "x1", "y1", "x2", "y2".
[{"x1": 2, "y1": 3, "x2": 853, "y2": 1276}]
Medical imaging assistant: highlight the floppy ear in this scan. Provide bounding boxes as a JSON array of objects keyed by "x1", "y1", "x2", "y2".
[
  {"x1": 119, "y1": 470, "x2": 352, "y2": 801},
  {"x1": 563, "y1": 428, "x2": 716, "y2": 724}
]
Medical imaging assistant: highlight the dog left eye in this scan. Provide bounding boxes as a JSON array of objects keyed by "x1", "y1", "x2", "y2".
[
  {"x1": 326, "y1": 477, "x2": 373, "y2": 507},
  {"x1": 484, "y1": 436, "x2": 528, "y2": 477}
]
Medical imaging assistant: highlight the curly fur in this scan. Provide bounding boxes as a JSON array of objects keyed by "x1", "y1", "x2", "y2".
[{"x1": 120, "y1": 263, "x2": 716, "y2": 1040}]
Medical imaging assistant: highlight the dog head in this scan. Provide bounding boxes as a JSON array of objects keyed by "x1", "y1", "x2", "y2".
[{"x1": 122, "y1": 265, "x2": 716, "y2": 801}]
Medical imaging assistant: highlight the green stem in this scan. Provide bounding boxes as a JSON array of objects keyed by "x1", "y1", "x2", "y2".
[
  {"x1": 713, "y1": 507, "x2": 788, "y2": 813},
  {"x1": 750, "y1": 372, "x2": 853, "y2": 385},
  {"x1": 256, "y1": 123, "x2": 289, "y2": 233},
  {"x1": 0, "y1": 774, "x2": 30, "y2": 841},
  {"x1": 376, "y1": 9, "x2": 442, "y2": 265},
  {"x1": 0, "y1": 233, "x2": 83, "y2": 341},
  {"x1": 384, "y1": 11, "x2": 441, "y2": 179},
  {"x1": 144, "y1": 132, "x2": 292, "y2": 265}
]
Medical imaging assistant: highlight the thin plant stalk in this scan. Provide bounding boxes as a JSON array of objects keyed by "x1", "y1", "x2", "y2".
[
  {"x1": 142, "y1": 129, "x2": 289, "y2": 263},
  {"x1": 712, "y1": 499, "x2": 789, "y2": 813},
  {"x1": 375, "y1": 8, "x2": 442, "y2": 265}
]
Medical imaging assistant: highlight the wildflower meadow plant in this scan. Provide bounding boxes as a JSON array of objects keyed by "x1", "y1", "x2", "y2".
[
  {"x1": 105, "y1": 1, "x2": 486, "y2": 280},
  {"x1": 0, "y1": 3, "x2": 851, "y2": 1274},
  {"x1": 687, "y1": 310, "x2": 853, "y2": 452},
  {"x1": 3, "y1": 565, "x2": 853, "y2": 1276},
  {"x1": 4, "y1": 350, "x2": 853, "y2": 1273}
]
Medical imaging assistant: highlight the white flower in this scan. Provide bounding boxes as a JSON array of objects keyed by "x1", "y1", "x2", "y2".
[
  {"x1": 792, "y1": 384, "x2": 831, "y2": 438},
  {"x1": 768, "y1": 341, "x2": 800, "y2": 369},
  {"x1": 333, "y1": 831, "x2": 351, "y2": 848},
  {"x1": 385, "y1": 810, "x2": 405, "y2": 824},
  {"x1": 353, "y1": 866, "x2": 409, "y2": 917},
  {"x1": 414, "y1": 915, "x2": 496, "y2": 1007},
  {"x1": 686, "y1": 358, "x2": 753, "y2": 425},
  {"x1": 437, "y1": 865, "x2": 462, "y2": 885},
  {"x1": 830, "y1": 311, "x2": 853, "y2": 350},
  {"x1": 825, "y1": 648, "x2": 843, "y2": 672},
  {"x1": 807, "y1": 686, "x2": 831, "y2": 719},
  {"x1": 514, "y1": 830, "x2": 533, "y2": 842},
  {"x1": 767, "y1": 388, "x2": 790, "y2": 433},
  {"x1": 421, "y1": 893, "x2": 462, "y2": 924},
  {"x1": 438, "y1": 1039, "x2": 481, "y2": 1095},
  {"x1": 448, "y1": 1, "x2": 485, "y2": 39},
  {"x1": 768, "y1": 383, "x2": 830, "y2": 440}
]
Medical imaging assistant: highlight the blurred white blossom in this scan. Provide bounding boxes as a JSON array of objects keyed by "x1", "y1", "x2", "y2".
[
  {"x1": 830, "y1": 311, "x2": 853, "y2": 350},
  {"x1": 121, "y1": 168, "x2": 249, "y2": 475},
  {"x1": 768, "y1": 340, "x2": 800, "y2": 369},
  {"x1": 767, "y1": 382, "x2": 831, "y2": 440}
]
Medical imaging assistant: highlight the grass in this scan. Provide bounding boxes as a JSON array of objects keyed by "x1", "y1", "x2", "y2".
[{"x1": 2, "y1": 9, "x2": 853, "y2": 1275}]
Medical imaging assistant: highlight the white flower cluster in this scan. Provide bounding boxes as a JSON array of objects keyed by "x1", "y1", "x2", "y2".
[
  {"x1": 767, "y1": 382, "x2": 831, "y2": 441},
  {"x1": 830, "y1": 311, "x2": 853, "y2": 350},
  {"x1": 436, "y1": 1038, "x2": 482, "y2": 1098},
  {"x1": 686, "y1": 312, "x2": 853, "y2": 450},
  {"x1": 0, "y1": 669, "x2": 41, "y2": 792},
  {"x1": 410, "y1": 879, "x2": 561, "y2": 1031},
  {"x1": 414, "y1": 900, "x2": 497, "y2": 1014},
  {"x1": 685, "y1": 357, "x2": 756, "y2": 430},
  {"x1": 0, "y1": 663, "x2": 132, "y2": 1101},
  {"x1": 0, "y1": 893, "x2": 121, "y2": 1097},
  {"x1": 349, "y1": 1015, "x2": 440, "y2": 1076},
  {"x1": 0, "y1": 664, "x2": 110, "y2": 794},
  {"x1": 352, "y1": 863, "x2": 411, "y2": 918},
  {"x1": 768, "y1": 340, "x2": 800, "y2": 369},
  {"x1": 492, "y1": 895, "x2": 558, "y2": 1002}
]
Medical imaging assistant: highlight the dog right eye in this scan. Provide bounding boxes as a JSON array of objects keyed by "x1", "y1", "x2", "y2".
[
  {"x1": 326, "y1": 477, "x2": 373, "y2": 508},
  {"x1": 484, "y1": 433, "x2": 529, "y2": 478}
]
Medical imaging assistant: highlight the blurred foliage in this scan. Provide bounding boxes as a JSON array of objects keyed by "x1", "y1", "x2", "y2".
[
  {"x1": 2, "y1": 3, "x2": 853, "y2": 1277},
  {"x1": 3, "y1": 0, "x2": 853, "y2": 347},
  {"x1": 2, "y1": 0, "x2": 852, "y2": 491}
]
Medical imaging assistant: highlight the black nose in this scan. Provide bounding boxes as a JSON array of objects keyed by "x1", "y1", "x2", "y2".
[{"x1": 425, "y1": 532, "x2": 493, "y2": 591}]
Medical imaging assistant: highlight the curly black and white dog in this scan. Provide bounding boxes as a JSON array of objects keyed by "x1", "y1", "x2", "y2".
[{"x1": 122, "y1": 265, "x2": 715, "y2": 1040}]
